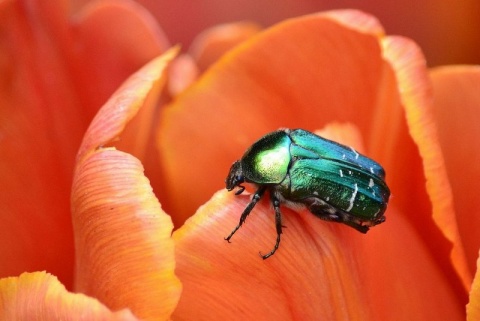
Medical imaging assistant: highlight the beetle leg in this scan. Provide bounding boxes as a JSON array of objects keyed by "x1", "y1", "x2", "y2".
[
  {"x1": 306, "y1": 197, "x2": 370, "y2": 234},
  {"x1": 225, "y1": 186, "x2": 267, "y2": 242},
  {"x1": 259, "y1": 194, "x2": 283, "y2": 259}
]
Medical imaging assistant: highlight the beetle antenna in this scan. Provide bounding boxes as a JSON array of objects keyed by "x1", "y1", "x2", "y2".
[{"x1": 225, "y1": 186, "x2": 267, "y2": 242}]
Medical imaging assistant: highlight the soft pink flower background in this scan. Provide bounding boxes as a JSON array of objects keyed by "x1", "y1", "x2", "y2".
[{"x1": 72, "y1": 0, "x2": 480, "y2": 66}]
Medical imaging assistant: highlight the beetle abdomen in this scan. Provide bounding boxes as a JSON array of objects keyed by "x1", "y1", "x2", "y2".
[{"x1": 287, "y1": 158, "x2": 388, "y2": 220}]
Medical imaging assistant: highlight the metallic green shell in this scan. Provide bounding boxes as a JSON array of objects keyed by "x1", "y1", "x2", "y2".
[
  {"x1": 279, "y1": 158, "x2": 389, "y2": 219},
  {"x1": 289, "y1": 129, "x2": 386, "y2": 179},
  {"x1": 241, "y1": 130, "x2": 291, "y2": 184},
  {"x1": 236, "y1": 128, "x2": 389, "y2": 222},
  {"x1": 280, "y1": 129, "x2": 390, "y2": 219}
]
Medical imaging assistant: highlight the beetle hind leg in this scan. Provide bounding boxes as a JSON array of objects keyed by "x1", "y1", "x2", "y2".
[{"x1": 305, "y1": 198, "x2": 370, "y2": 234}]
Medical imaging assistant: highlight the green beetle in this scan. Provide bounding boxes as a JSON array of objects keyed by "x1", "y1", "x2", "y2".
[{"x1": 225, "y1": 128, "x2": 390, "y2": 259}]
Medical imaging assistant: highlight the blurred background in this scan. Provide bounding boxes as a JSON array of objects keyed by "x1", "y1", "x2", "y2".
[{"x1": 84, "y1": 0, "x2": 480, "y2": 67}]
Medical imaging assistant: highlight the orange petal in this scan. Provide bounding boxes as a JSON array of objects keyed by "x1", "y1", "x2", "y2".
[
  {"x1": 467, "y1": 251, "x2": 480, "y2": 321},
  {"x1": 189, "y1": 21, "x2": 262, "y2": 71},
  {"x1": 0, "y1": 271, "x2": 139, "y2": 320},
  {"x1": 167, "y1": 53, "x2": 199, "y2": 96},
  {"x1": 430, "y1": 66, "x2": 480, "y2": 279},
  {"x1": 361, "y1": 206, "x2": 464, "y2": 320},
  {"x1": 0, "y1": 0, "x2": 169, "y2": 287},
  {"x1": 173, "y1": 190, "x2": 464, "y2": 320},
  {"x1": 76, "y1": 48, "x2": 178, "y2": 161},
  {"x1": 320, "y1": 9, "x2": 384, "y2": 36},
  {"x1": 0, "y1": 0, "x2": 79, "y2": 286},
  {"x1": 383, "y1": 37, "x2": 471, "y2": 290},
  {"x1": 72, "y1": 51, "x2": 181, "y2": 320},
  {"x1": 157, "y1": 10, "x2": 401, "y2": 224},
  {"x1": 72, "y1": 0, "x2": 170, "y2": 118},
  {"x1": 315, "y1": 122, "x2": 367, "y2": 154},
  {"x1": 174, "y1": 191, "x2": 375, "y2": 320}
]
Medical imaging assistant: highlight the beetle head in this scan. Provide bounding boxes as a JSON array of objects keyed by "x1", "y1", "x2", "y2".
[{"x1": 226, "y1": 161, "x2": 245, "y2": 194}]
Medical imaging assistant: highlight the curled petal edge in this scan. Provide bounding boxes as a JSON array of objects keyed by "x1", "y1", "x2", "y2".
[
  {"x1": 382, "y1": 36, "x2": 471, "y2": 289},
  {"x1": 0, "y1": 271, "x2": 139, "y2": 321}
]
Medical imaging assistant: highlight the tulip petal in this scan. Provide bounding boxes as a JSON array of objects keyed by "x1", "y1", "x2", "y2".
[
  {"x1": 320, "y1": 9, "x2": 384, "y2": 36},
  {"x1": 0, "y1": 271, "x2": 139, "y2": 320},
  {"x1": 173, "y1": 190, "x2": 464, "y2": 320},
  {"x1": 0, "y1": 0, "x2": 80, "y2": 286},
  {"x1": 72, "y1": 51, "x2": 181, "y2": 320},
  {"x1": 189, "y1": 21, "x2": 262, "y2": 71},
  {"x1": 173, "y1": 191, "x2": 372, "y2": 320},
  {"x1": 0, "y1": 0, "x2": 169, "y2": 286},
  {"x1": 167, "y1": 53, "x2": 199, "y2": 96},
  {"x1": 72, "y1": 0, "x2": 170, "y2": 117},
  {"x1": 383, "y1": 38, "x2": 471, "y2": 290},
  {"x1": 314, "y1": 122, "x2": 367, "y2": 154},
  {"x1": 157, "y1": 10, "x2": 403, "y2": 224},
  {"x1": 430, "y1": 66, "x2": 480, "y2": 278},
  {"x1": 467, "y1": 251, "x2": 480, "y2": 321},
  {"x1": 361, "y1": 206, "x2": 464, "y2": 320}
]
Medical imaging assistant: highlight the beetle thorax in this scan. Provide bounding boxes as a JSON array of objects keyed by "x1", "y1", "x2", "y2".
[{"x1": 240, "y1": 130, "x2": 292, "y2": 184}]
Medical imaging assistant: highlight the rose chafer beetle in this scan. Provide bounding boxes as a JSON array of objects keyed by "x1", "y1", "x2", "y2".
[{"x1": 225, "y1": 128, "x2": 390, "y2": 259}]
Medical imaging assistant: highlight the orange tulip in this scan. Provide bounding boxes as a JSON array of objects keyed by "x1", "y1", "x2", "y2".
[
  {"x1": 1, "y1": 1, "x2": 478, "y2": 320},
  {"x1": 429, "y1": 66, "x2": 480, "y2": 321},
  {"x1": 0, "y1": 0, "x2": 168, "y2": 288}
]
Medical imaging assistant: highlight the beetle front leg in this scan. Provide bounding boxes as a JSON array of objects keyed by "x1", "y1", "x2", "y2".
[
  {"x1": 259, "y1": 194, "x2": 283, "y2": 259},
  {"x1": 225, "y1": 186, "x2": 267, "y2": 242}
]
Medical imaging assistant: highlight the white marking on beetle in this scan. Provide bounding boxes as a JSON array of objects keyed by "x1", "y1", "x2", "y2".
[
  {"x1": 350, "y1": 147, "x2": 359, "y2": 159},
  {"x1": 369, "y1": 178, "x2": 374, "y2": 188},
  {"x1": 370, "y1": 167, "x2": 374, "y2": 174},
  {"x1": 326, "y1": 196, "x2": 330, "y2": 202},
  {"x1": 348, "y1": 170, "x2": 352, "y2": 175},
  {"x1": 313, "y1": 191, "x2": 319, "y2": 196},
  {"x1": 342, "y1": 154, "x2": 346, "y2": 160},
  {"x1": 339, "y1": 169, "x2": 344, "y2": 177},
  {"x1": 346, "y1": 183, "x2": 358, "y2": 212}
]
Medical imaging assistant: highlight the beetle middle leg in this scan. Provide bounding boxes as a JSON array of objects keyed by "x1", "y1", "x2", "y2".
[
  {"x1": 259, "y1": 194, "x2": 283, "y2": 260},
  {"x1": 225, "y1": 186, "x2": 267, "y2": 242}
]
